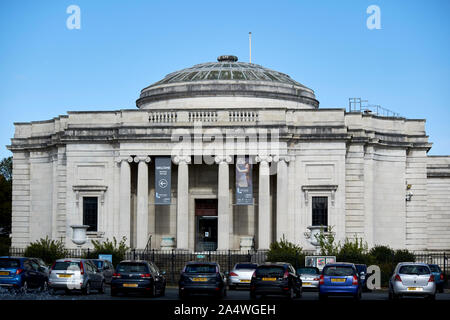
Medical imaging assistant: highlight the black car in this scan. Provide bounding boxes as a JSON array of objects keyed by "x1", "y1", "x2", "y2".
[
  {"x1": 250, "y1": 263, "x2": 302, "y2": 299},
  {"x1": 355, "y1": 264, "x2": 369, "y2": 291},
  {"x1": 178, "y1": 261, "x2": 227, "y2": 299},
  {"x1": 110, "y1": 260, "x2": 166, "y2": 297}
]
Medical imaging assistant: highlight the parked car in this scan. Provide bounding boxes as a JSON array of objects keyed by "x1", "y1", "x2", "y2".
[
  {"x1": 355, "y1": 264, "x2": 368, "y2": 291},
  {"x1": 250, "y1": 263, "x2": 302, "y2": 299},
  {"x1": 90, "y1": 259, "x2": 114, "y2": 284},
  {"x1": 0, "y1": 256, "x2": 49, "y2": 292},
  {"x1": 49, "y1": 258, "x2": 105, "y2": 295},
  {"x1": 428, "y1": 264, "x2": 445, "y2": 293},
  {"x1": 228, "y1": 263, "x2": 258, "y2": 290},
  {"x1": 111, "y1": 260, "x2": 166, "y2": 297},
  {"x1": 319, "y1": 263, "x2": 362, "y2": 301},
  {"x1": 297, "y1": 266, "x2": 320, "y2": 290},
  {"x1": 389, "y1": 263, "x2": 436, "y2": 300},
  {"x1": 178, "y1": 261, "x2": 227, "y2": 299}
]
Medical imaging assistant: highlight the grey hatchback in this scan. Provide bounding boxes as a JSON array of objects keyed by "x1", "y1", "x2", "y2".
[{"x1": 49, "y1": 258, "x2": 105, "y2": 294}]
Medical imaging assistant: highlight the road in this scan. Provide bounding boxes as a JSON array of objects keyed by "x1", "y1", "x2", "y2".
[{"x1": 1, "y1": 286, "x2": 449, "y2": 301}]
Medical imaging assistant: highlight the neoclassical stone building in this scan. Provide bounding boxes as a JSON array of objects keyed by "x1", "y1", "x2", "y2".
[{"x1": 7, "y1": 55, "x2": 450, "y2": 252}]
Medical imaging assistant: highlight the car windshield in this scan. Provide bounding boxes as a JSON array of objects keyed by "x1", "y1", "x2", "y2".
[
  {"x1": 297, "y1": 267, "x2": 319, "y2": 275},
  {"x1": 92, "y1": 260, "x2": 104, "y2": 269},
  {"x1": 0, "y1": 259, "x2": 20, "y2": 268},
  {"x1": 235, "y1": 264, "x2": 257, "y2": 270},
  {"x1": 399, "y1": 265, "x2": 430, "y2": 275},
  {"x1": 184, "y1": 264, "x2": 217, "y2": 273},
  {"x1": 53, "y1": 261, "x2": 81, "y2": 271},
  {"x1": 255, "y1": 266, "x2": 285, "y2": 277},
  {"x1": 116, "y1": 263, "x2": 149, "y2": 273},
  {"x1": 323, "y1": 266, "x2": 354, "y2": 276},
  {"x1": 428, "y1": 265, "x2": 441, "y2": 273}
]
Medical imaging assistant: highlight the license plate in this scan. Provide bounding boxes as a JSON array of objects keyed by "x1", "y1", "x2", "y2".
[
  {"x1": 262, "y1": 277, "x2": 276, "y2": 281},
  {"x1": 407, "y1": 287, "x2": 423, "y2": 291},
  {"x1": 303, "y1": 282, "x2": 312, "y2": 286},
  {"x1": 123, "y1": 283, "x2": 138, "y2": 288},
  {"x1": 58, "y1": 274, "x2": 72, "y2": 278},
  {"x1": 331, "y1": 278, "x2": 346, "y2": 283},
  {"x1": 0, "y1": 271, "x2": 9, "y2": 276},
  {"x1": 240, "y1": 280, "x2": 251, "y2": 283},
  {"x1": 192, "y1": 278, "x2": 207, "y2": 282}
]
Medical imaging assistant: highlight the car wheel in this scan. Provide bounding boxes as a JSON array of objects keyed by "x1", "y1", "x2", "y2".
[
  {"x1": 179, "y1": 290, "x2": 188, "y2": 300},
  {"x1": 40, "y1": 280, "x2": 48, "y2": 292},
  {"x1": 98, "y1": 281, "x2": 105, "y2": 294},
  {"x1": 21, "y1": 281, "x2": 29, "y2": 294},
  {"x1": 354, "y1": 290, "x2": 361, "y2": 301},
  {"x1": 438, "y1": 285, "x2": 444, "y2": 294},
  {"x1": 250, "y1": 291, "x2": 256, "y2": 300},
  {"x1": 319, "y1": 293, "x2": 327, "y2": 301},
  {"x1": 83, "y1": 282, "x2": 91, "y2": 295},
  {"x1": 296, "y1": 287, "x2": 302, "y2": 299},
  {"x1": 287, "y1": 287, "x2": 294, "y2": 300},
  {"x1": 111, "y1": 288, "x2": 118, "y2": 297},
  {"x1": 150, "y1": 283, "x2": 156, "y2": 297},
  {"x1": 160, "y1": 285, "x2": 166, "y2": 297}
]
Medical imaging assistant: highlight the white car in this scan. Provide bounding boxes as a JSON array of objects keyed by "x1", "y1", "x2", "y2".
[
  {"x1": 228, "y1": 263, "x2": 258, "y2": 290},
  {"x1": 297, "y1": 266, "x2": 320, "y2": 290}
]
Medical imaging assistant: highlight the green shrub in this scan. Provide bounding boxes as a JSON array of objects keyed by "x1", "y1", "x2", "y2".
[
  {"x1": 369, "y1": 245, "x2": 395, "y2": 264},
  {"x1": 393, "y1": 249, "x2": 415, "y2": 264},
  {"x1": 24, "y1": 236, "x2": 68, "y2": 265},
  {"x1": 85, "y1": 236, "x2": 129, "y2": 267},
  {"x1": 266, "y1": 235, "x2": 305, "y2": 268},
  {"x1": 337, "y1": 235, "x2": 372, "y2": 265}
]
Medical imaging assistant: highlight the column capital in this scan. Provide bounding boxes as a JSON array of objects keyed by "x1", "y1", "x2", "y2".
[
  {"x1": 273, "y1": 155, "x2": 291, "y2": 163},
  {"x1": 255, "y1": 155, "x2": 272, "y2": 163},
  {"x1": 135, "y1": 156, "x2": 151, "y2": 163},
  {"x1": 214, "y1": 155, "x2": 232, "y2": 164},
  {"x1": 115, "y1": 156, "x2": 134, "y2": 163},
  {"x1": 172, "y1": 155, "x2": 191, "y2": 165}
]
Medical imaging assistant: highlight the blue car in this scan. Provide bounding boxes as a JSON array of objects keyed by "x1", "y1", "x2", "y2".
[
  {"x1": 428, "y1": 264, "x2": 445, "y2": 293},
  {"x1": 319, "y1": 263, "x2": 362, "y2": 301},
  {"x1": 0, "y1": 256, "x2": 49, "y2": 292}
]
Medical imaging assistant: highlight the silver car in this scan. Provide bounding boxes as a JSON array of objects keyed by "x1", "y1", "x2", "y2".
[
  {"x1": 389, "y1": 262, "x2": 436, "y2": 300},
  {"x1": 228, "y1": 263, "x2": 258, "y2": 290},
  {"x1": 49, "y1": 258, "x2": 105, "y2": 294},
  {"x1": 297, "y1": 266, "x2": 320, "y2": 290}
]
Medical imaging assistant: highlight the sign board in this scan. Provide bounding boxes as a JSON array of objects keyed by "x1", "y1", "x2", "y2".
[
  {"x1": 235, "y1": 156, "x2": 253, "y2": 205},
  {"x1": 155, "y1": 157, "x2": 171, "y2": 205},
  {"x1": 98, "y1": 254, "x2": 113, "y2": 263},
  {"x1": 305, "y1": 256, "x2": 336, "y2": 271}
]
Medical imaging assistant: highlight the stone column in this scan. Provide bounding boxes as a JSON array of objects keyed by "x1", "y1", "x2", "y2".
[
  {"x1": 274, "y1": 155, "x2": 290, "y2": 242},
  {"x1": 119, "y1": 156, "x2": 133, "y2": 246},
  {"x1": 174, "y1": 156, "x2": 191, "y2": 250},
  {"x1": 136, "y1": 156, "x2": 151, "y2": 249},
  {"x1": 256, "y1": 155, "x2": 272, "y2": 250},
  {"x1": 215, "y1": 155, "x2": 232, "y2": 250}
]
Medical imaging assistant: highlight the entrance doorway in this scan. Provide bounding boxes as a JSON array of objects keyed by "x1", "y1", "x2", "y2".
[{"x1": 195, "y1": 199, "x2": 218, "y2": 251}]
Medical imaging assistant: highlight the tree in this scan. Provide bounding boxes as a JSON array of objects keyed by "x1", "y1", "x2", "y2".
[
  {"x1": 266, "y1": 235, "x2": 305, "y2": 268},
  {"x1": 0, "y1": 156, "x2": 12, "y2": 236}
]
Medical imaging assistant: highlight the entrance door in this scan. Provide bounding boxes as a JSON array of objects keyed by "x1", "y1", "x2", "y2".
[{"x1": 195, "y1": 199, "x2": 218, "y2": 251}]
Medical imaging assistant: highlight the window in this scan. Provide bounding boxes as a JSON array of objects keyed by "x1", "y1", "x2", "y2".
[
  {"x1": 312, "y1": 196, "x2": 328, "y2": 227},
  {"x1": 83, "y1": 197, "x2": 98, "y2": 232}
]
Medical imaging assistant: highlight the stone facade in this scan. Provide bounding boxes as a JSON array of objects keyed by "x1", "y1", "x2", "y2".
[{"x1": 7, "y1": 56, "x2": 450, "y2": 252}]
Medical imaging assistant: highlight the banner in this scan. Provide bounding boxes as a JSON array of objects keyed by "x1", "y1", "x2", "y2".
[
  {"x1": 235, "y1": 156, "x2": 253, "y2": 205},
  {"x1": 155, "y1": 157, "x2": 171, "y2": 205}
]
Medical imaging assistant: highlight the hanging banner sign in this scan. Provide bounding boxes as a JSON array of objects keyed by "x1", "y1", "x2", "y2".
[
  {"x1": 155, "y1": 157, "x2": 171, "y2": 205},
  {"x1": 235, "y1": 156, "x2": 253, "y2": 205}
]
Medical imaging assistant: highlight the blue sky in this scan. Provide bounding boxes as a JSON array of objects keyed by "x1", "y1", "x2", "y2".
[{"x1": 0, "y1": 0, "x2": 449, "y2": 159}]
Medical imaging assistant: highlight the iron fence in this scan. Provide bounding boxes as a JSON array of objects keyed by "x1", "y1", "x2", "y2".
[{"x1": 6, "y1": 247, "x2": 449, "y2": 285}]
